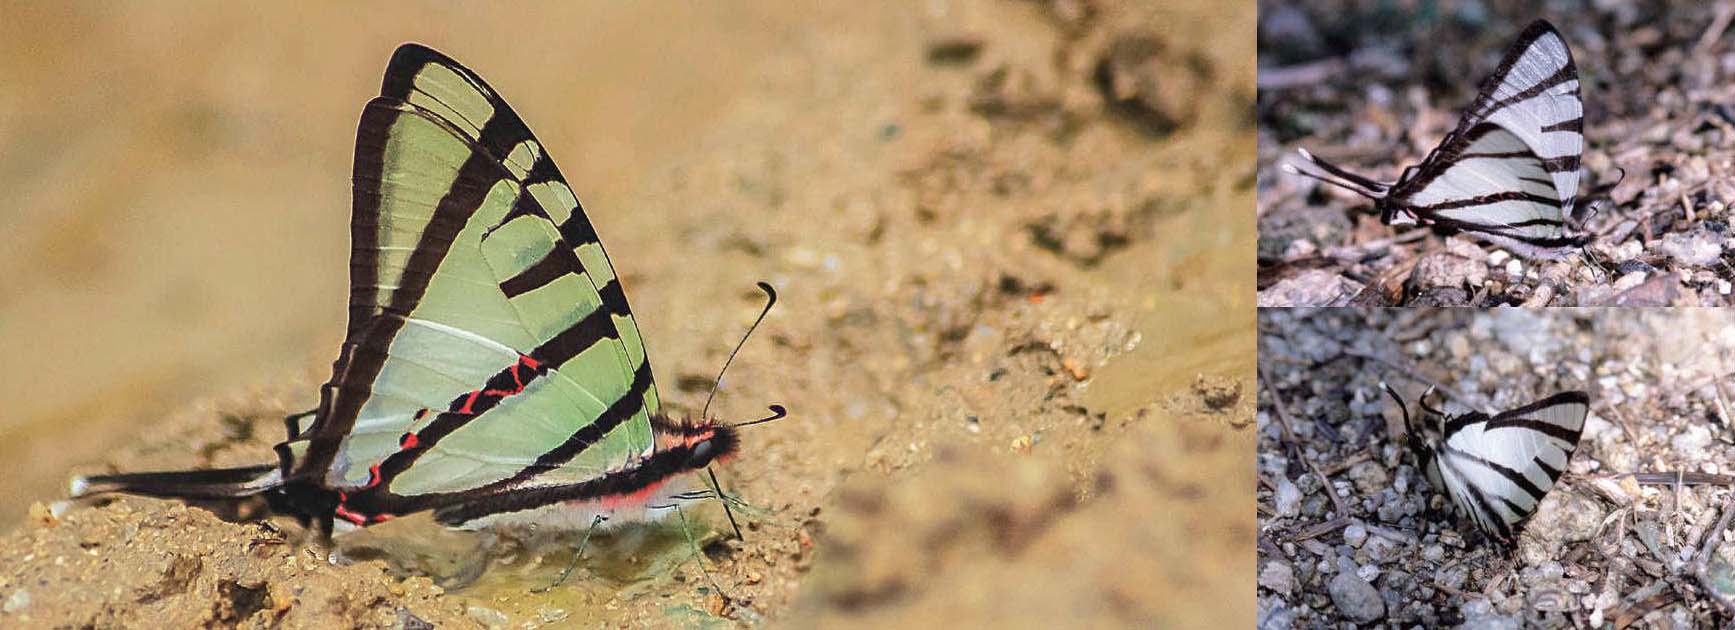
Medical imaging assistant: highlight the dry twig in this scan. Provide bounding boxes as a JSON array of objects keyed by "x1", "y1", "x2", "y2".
[{"x1": 1693, "y1": 489, "x2": 1735, "y2": 618}]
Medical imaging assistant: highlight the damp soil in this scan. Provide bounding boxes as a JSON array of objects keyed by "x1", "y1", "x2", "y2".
[
  {"x1": 1257, "y1": 1, "x2": 1735, "y2": 306},
  {"x1": 0, "y1": 2, "x2": 1253, "y2": 628}
]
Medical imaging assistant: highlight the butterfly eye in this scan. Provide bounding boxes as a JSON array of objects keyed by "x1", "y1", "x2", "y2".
[{"x1": 689, "y1": 440, "x2": 716, "y2": 467}]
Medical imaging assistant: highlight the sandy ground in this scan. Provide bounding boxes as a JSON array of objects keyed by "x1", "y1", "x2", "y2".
[
  {"x1": 0, "y1": 2, "x2": 1254, "y2": 628},
  {"x1": 1257, "y1": 309, "x2": 1735, "y2": 627},
  {"x1": 1257, "y1": 1, "x2": 1735, "y2": 306}
]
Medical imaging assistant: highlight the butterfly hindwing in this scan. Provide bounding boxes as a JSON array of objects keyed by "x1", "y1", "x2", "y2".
[{"x1": 1393, "y1": 124, "x2": 1582, "y2": 258}]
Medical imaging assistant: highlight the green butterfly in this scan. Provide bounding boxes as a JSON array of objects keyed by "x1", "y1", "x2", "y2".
[{"x1": 71, "y1": 44, "x2": 778, "y2": 537}]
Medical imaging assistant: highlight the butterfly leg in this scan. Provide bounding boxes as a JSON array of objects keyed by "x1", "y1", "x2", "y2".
[
  {"x1": 705, "y1": 468, "x2": 745, "y2": 540},
  {"x1": 531, "y1": 514, "x2": 608, "y2": 593},
  {"x1": 669, "y1": 502, "x2": 731, "y2": 605}
]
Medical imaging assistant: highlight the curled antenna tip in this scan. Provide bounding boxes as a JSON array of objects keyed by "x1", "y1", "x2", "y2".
[
  {"x1": 1280, "y1": 164, "x2": 1300, "y2": 175},
  {"x1": 734, "y1": 404, "x2": 788, "y2": 428},
  {"x1": 1297, "y1": 147, "x2": 1314, "y2": 159}
]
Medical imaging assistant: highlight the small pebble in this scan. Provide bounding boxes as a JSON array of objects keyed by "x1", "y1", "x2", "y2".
[
  {"x1": 3, "y1": 589, "x2": 29, "y2": 614},
  {"x1": 1328, "y1": 571, "x2": 1386, "y2": 623},
  {"x1": 1259, "y1": 560, "x2": 1297, "y2": 596},
  {"x1": 1062, "y1": 357, "x2": 1090, "y2": 381},
  {"x1": 1274, "y1": 477, "x2": 1302, "y2": 518},
  {"x1": 466, "y1": 605, "x2": 509, "y2": 628},
  {"x1": 1343, "y1": 523, "x2": 1368, "y2": 548}
]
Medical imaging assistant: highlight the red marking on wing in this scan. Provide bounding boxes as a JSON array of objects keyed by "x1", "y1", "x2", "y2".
[
  {"x1": 597, "y1": 479, "x2": 672, "y2": 510},
  {"x1": 399, "y1": 433, "x2": 419, "y2": 449},
  {"x1": 334, "y1": 504, "x2": 369, "y2": 525},
  {"x1": 457, "y1": 390, "x2": 481, "y2": 414}
]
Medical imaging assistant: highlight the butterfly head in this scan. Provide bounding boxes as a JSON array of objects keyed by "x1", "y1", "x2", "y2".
[
  {"x1": 1382, "y1": 382, "x2": 1444, "y2": 459},
  {"x1": 650, "y1": 415, "x2": 742, "y2": 471},
  {"x1": 1377, "y1": 200, "x2": 1422, "y2": 227}
]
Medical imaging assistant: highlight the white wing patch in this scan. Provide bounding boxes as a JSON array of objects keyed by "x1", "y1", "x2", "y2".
[{"x1": 1425, "y1": 392, "x2": 1589, "y2": 540}]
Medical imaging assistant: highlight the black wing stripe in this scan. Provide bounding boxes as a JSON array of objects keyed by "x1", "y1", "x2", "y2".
[
  {"x1": 598, "y1": 278, "x2": 631, "y2": 318},
  {"x1": 1476, "y1": 64, "x2": 1574, "y2": 119},
  {"x1": 1486, "y1": 391, "x2": 1589, "y2": 423},
  {"x1": 529, "y1": 306, "x2": 620, "y2": 367},
  {"x1": 1483, "y1": 417, "x2": 1580, "y2": 445},
  {"x1": 1539, "y1": 155, "x2": 1580, "y2": 174},
  {"x1": 1413, "y1": 191, "x2": 1561, "y2": 212},
  {"x1": 1540, "y1": 117, "x2": 1583, "y2": 134},
  {"x1": 1442, "y1": 445, "x2": 1548, "y2": 502},
  {"x1": 498, "y1": 246, "x2": 577, "y2": 298},
  {"x1": 1440, "y1": 454, "x2": 1516, "y2": 540}
]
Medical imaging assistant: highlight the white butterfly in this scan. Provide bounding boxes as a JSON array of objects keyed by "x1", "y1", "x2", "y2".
[
  {"x1": 1382, "y1": 383, "x2": 1589, "y2": 541},
  {"x1": 1284, "y1": 20, "x2": 1591, "y2": 259}
]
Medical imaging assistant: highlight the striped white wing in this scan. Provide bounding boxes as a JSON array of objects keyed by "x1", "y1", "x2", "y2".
[
  {"x1": 1429, "y1": 391, "x2": 1588, "y2": 540},
  {"x1": 1462, "y1": 21, "x2": 1583, "y2": 215},
  {"x1": 1285, "y1": 20, "x2": 1589, "y2": 259},
  {"x1": 1394, "y1": 20, "x2": 1585, "y2": 258}
]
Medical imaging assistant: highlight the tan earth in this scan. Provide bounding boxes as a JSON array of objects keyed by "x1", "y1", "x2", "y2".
[{"x1": 0, "y1": 2, "x2": 1253, "y2": 627}]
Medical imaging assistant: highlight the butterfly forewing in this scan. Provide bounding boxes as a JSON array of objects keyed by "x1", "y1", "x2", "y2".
[
  {"x1": 1465, "y1": 21, "x2": 1583, "y2": 211},
  {"x1": 294, "y1": 45, "x2": 660, "y2": 519}
]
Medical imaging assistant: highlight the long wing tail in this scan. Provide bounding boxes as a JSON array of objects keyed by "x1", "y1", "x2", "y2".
[
  {"x1": 1281, "y1": 148, "x2": 1392, "y2": 199},
  {"x1": 70, "y1": 464, "x2": 283, "y2": 500}
]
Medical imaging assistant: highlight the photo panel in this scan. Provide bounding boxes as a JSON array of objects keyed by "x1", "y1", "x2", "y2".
[
  {"x1": 1258, "y1": 2, "x2": 1735, "y2": 306},
  {"x1": 1257, "y1": 308, "x2": 1735, "y2": 625}
]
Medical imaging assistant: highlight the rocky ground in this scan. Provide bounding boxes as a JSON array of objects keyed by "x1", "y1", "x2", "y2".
[
  {"x1": 1257, "y1": 308, "x2": 1735, "y2": 627},
  {"x1": 1258, "y1": 0, "x2": 1735, "y2": 306},
  {"x1": 0, "y1": 2, "x2": 1254, "y2": 628}
]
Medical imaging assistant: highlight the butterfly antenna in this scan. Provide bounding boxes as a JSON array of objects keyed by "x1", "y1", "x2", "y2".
[
  {"x1": 708, "y1": 403, "x2": 789, "y2": 540},
  {"x1": 702, "y1": 281, "x2": 778, "y2": 418},
  {"x1": 696, "y1": 282, "x2": 776, "y2": 542},
  {"x1": 1380, "y1": 382, "x2": 1414, "y2": 434},
  {"x1": 733, "y1": 404, "x2": 788, "y2": 429}
]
